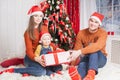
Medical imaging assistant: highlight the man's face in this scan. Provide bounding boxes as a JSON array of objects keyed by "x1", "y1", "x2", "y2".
[{"x1": 88, "y1": 18, "x2": 100, "y2": 32}]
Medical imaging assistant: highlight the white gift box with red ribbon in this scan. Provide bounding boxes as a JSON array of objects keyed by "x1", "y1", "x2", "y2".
[{"x1": 43, "y1": 51, "x2": 70, "y2": 66}]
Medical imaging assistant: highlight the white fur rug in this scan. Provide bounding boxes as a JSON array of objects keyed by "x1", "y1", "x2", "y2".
[
  {"x1": 0, "y1": 64, "x2": 71, "y2": 80},
  {"x1": 0, "y1": 72, "x2": 71, "y2": 80},
  {"x1": 0, "y1": 63, "x2": 120, "y2": 80},
  {"x1": 95, "y1": 62, "x2": 120, "y2": 80}
]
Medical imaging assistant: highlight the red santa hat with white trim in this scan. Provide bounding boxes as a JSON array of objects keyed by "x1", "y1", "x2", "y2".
[
  {"x1": 27, "y1": 5, "x2": 44, "y2": 16},
  {"x1": 39, "y1": 31, "x2": 52, "y2": 43},
  {"x1": 90, "y1": 12, "x2": 104, "y2": 25}
]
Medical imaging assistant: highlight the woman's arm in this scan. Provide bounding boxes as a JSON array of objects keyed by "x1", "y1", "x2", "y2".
[{"x1": 24, "y1": 31, "x2": 35, "y2": 61}]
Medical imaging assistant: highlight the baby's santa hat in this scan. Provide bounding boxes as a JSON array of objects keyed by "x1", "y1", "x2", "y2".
[
  {"x1": 27, "y1": 5, "x2": 44, "y2": 16},
  {"x1": 90, "y1": 12, "x2": 104, "y2": 25},
  {"x1": 39, "y1": 31, "x2": 51, "y2": 43}
]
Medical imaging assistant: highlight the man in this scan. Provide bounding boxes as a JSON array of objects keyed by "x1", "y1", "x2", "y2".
[{"x1": 69, "y1": 12, "x2": 107, "y2": 80}]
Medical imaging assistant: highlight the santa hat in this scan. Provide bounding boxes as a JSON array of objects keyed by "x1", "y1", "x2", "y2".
[
  {"x1": 39, "y1": 31, "x2": 51, "y2": 43},
  {"x1": 27, "y1": 5, "x2": 44, "y2": 16},
  {"x1": 90, "y1": 12, "x2": 104, "y2": 25}
]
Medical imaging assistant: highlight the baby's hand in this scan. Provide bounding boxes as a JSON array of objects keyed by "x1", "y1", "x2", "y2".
[
  {"x1": 40, "y1": 55, "x2": 46, "y2": 67},
  {"x1": 34, "y1": 55, "x2": 46, "y2": 67}
]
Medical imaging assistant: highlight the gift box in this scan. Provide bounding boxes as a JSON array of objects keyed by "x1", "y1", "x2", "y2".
[{"x1": 43, "y1": 51, "x2": 70, "y2": 66}]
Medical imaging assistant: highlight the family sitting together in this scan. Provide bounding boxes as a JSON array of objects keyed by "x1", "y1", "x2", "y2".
[{"x1": 0, "y1": 4, "x2": 108, "y2": 80}]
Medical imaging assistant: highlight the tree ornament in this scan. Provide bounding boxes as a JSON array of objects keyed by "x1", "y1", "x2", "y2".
[
  {"x1": 48, "y1": 0, "x2": 51, "y2": 3},
  {"x1": 65, "y1": 24, "x2": 69, "y2": 28},
  {"x1": 66, "y1": 17, "x2": 69, "y2": 21},
  {"x1": 59, "y1": 4, "x2": 63, "y2": 17},
  {"x1": 64, "y1": 32, "x2": 68, "y2": 37},
  {"x1": 52, "y1": 0, "x2": 54, "y2": 4},
  {"x1": 50, "y1": 24, "x2": 55, "y2": 32},
  {"x1": 44, "y1": 19, "x2": 49, "y2": 26},
  {"x1": 50, "y1": 6, "x2": 52, "y2": 11},
  {"x1": 57, "y1": 1, "x2": 60, "y2": 4},
  {"x1": 55, "y1": 12, "x2": 59, "y2": 22},
  {"x1": 56, "y1": 5, "x2": 60, "y2": 10},
  {"x1": 55, "y1": 39, "x2": 59, "y2": 45},
  {"x1": 59, "y1": 21, "x2": 65, "y2": 26}
]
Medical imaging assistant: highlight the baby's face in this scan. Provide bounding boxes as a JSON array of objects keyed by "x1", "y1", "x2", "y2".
[{"x1": 41, "y1": 35, "x2": 51, "y2": 46}]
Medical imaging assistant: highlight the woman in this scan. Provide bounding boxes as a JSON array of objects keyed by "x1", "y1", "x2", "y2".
[{"x1": 0, "y1": 5, "x2": 62, "y2": 76}]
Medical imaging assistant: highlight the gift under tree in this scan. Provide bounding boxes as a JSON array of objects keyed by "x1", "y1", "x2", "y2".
[{"x1": 41, "y1": 0, "x2": 76, "y2": 51}]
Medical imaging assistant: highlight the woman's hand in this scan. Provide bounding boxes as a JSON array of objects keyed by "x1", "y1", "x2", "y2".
[
  {"x1": 34, "y1": 55, "x2": 46, "y2": 67},
  {"x1": 68, "y1": 50, "x2": 82, "y2": 61}
]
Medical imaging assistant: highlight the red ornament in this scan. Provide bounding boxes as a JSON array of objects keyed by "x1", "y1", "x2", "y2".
[
  {"x1": 44, "y1": 19, "x2": 49, "y2": 26},
  {"x1": 59, "y1": 4, "x2": 63, "y2": 17},
  {"x1": 58, "y1": 29, "x2": 62, "y2": 35},
  {"x1": 59, "y1": 21, "x2": 65, "y2": 25},
  {"x1": 50, "y1": 24, "x2": 54, "y2": 31},
  {"x1": 40, "y1": 1, "x2": 50, "y2": 12},
  {"x1": 68, "y1": 29, "x2": 72, "y2": 36},
  {"x1": 55, "y1": 13, "x2": 59, "y2": 22},
  {"x1": 60, "y1": 34, "x2": 64, "y2": 42},
  {"x1": 49, "y1": 15, "x2": 54, "y2": 20}
]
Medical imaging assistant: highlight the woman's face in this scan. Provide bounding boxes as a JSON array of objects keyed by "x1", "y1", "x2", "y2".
[
  {"x1": 33, "y1": 14, "x2": 43, "y2": 25},
  {"x1": 88, "y1": 18, "x2": 100, "y2": 33}
]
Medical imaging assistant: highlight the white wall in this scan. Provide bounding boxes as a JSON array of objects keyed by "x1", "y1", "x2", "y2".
[
  {"x1": 80, "y1": 0, "x2": 97, "y2": 30},
  {"x1": 0, "y1": 0, "x2": 43, "y2": 60}
]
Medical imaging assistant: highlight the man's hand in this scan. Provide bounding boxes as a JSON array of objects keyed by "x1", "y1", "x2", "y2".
[{"x1": 68, "y1": 50, "x2": 82, "y2": 61}]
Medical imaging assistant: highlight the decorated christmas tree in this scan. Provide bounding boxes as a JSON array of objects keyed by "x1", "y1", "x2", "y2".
[{"x1": 40, "y1": 0, "x2": 76, "y2": 51}]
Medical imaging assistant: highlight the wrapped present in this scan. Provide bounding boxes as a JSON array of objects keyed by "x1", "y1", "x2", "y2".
[{"x1": 43, "y1": 51, "x2": 70, "y2": 66}]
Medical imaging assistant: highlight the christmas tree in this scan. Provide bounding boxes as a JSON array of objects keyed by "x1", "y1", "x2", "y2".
[{"x1": 40, "y1": 0, "x2": 76, "y2": 51}]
